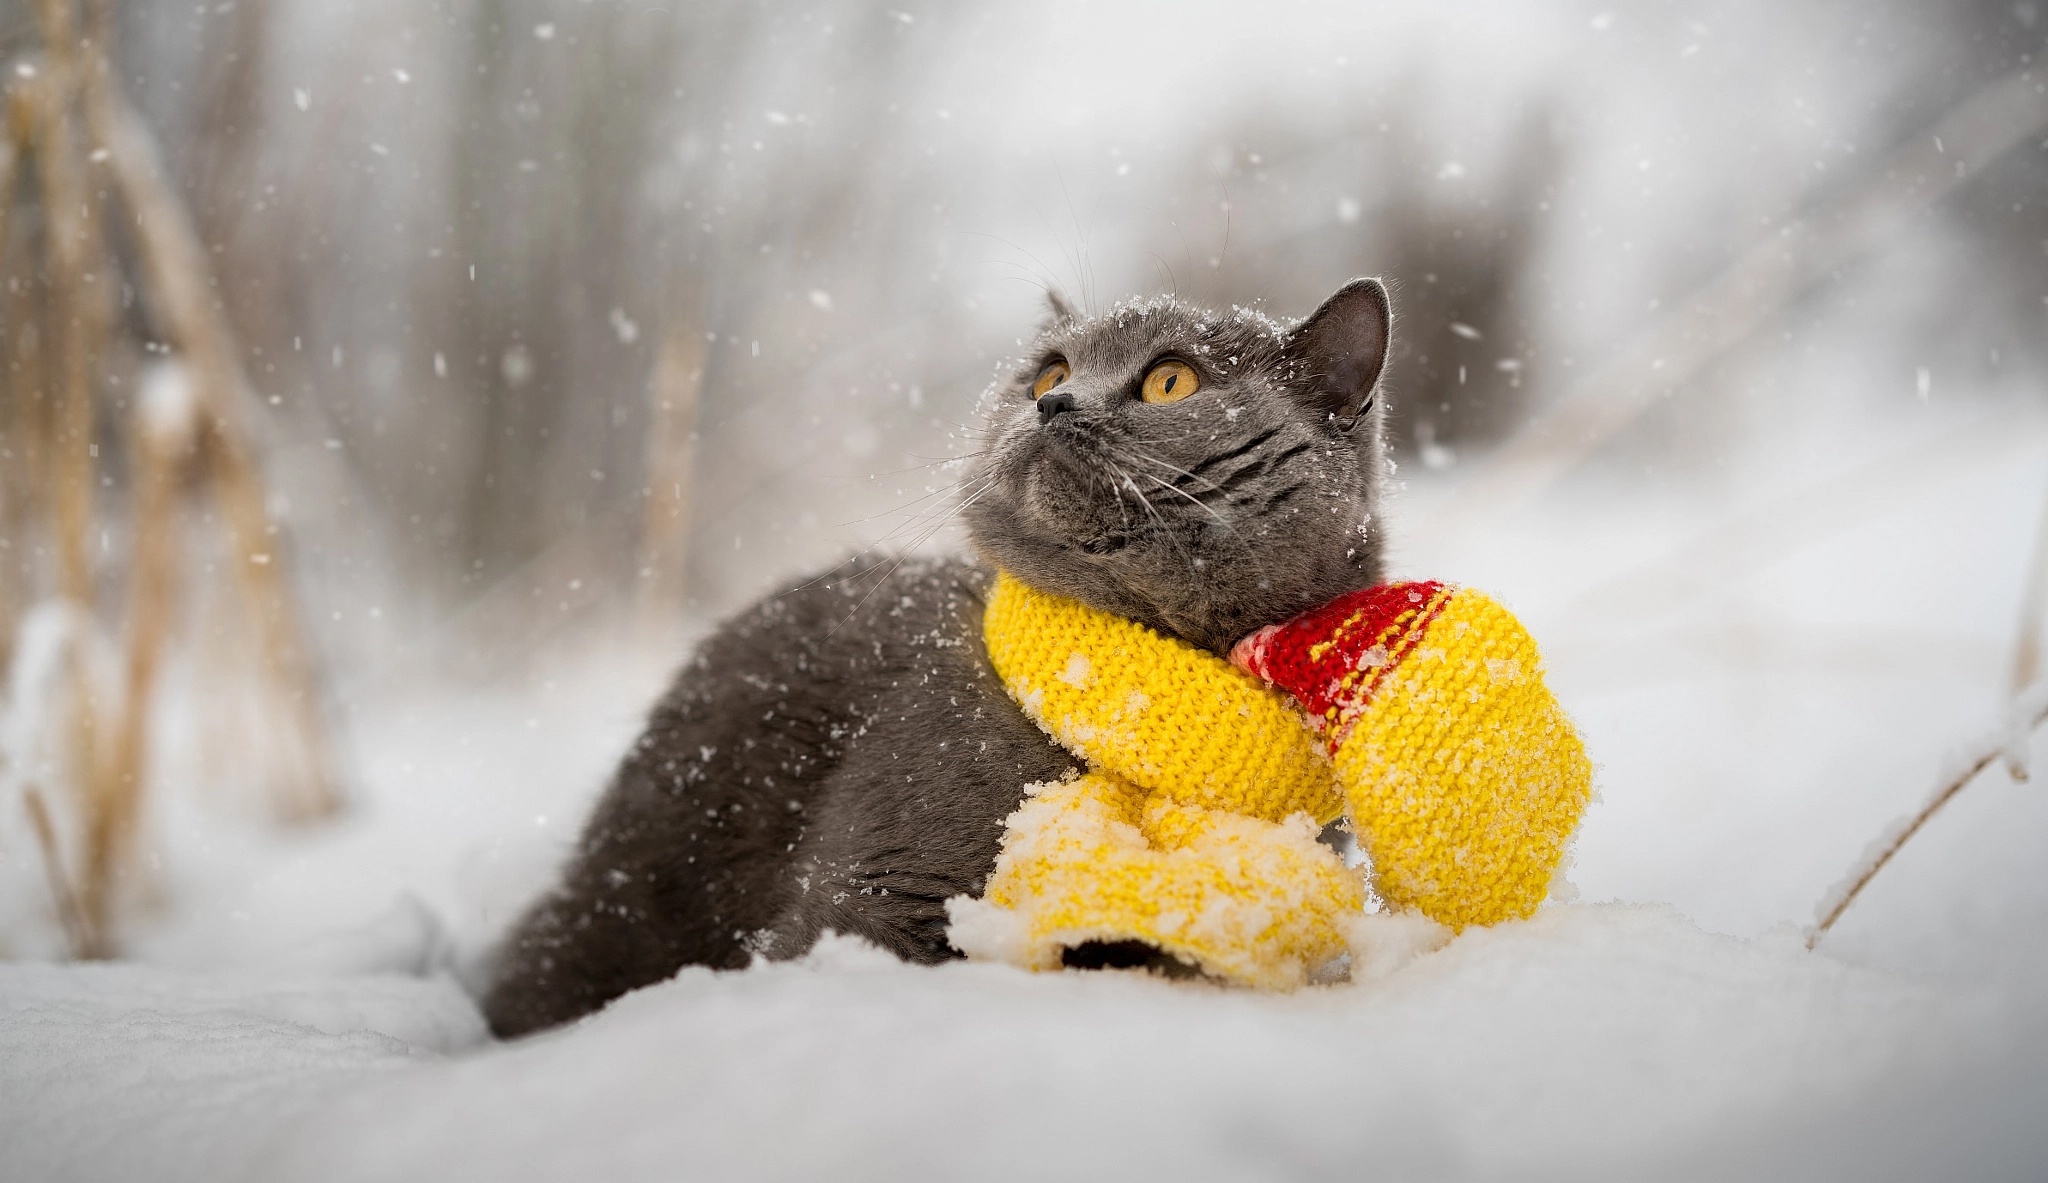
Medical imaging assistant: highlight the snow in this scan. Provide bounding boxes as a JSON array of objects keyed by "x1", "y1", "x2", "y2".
[
  {"x1": 5, "y1": 0, "x2": 2044, "y2": 1171},
  {"x1": 7, "y1": 396, "x2": 2048, "y2": 1179},
  {"x1": 1, "y1": 964, "x2": 481, "y2": 1183},
  {"x1": 250, "y1": 916, "x2": 1968, "y2": 1179},
  {"x1": 8, "y1": 398, "x2": 2048, "y2": 1179},
  {"x1": 7, "y1": 913, "x2": 2034, "y2": 1183}
]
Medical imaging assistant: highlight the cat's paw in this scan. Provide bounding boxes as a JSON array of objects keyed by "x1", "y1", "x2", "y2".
[{"x1": 1058, "y1": 940, "x2": 1206, "y2": 980}]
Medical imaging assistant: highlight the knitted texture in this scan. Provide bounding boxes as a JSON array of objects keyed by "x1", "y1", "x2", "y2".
[
  {"x1": 1231, "y1": 582, "x2": 1593, "y2": 929},
  {"x1": 951, "y1": 572, "x2": 1359, "y2": 988},
  {"x1": 981, "y1": 571, "x2": 1344, "y2": 826},
  {"x1": 948, "y1": 571, "x2": 1592, "y2": 987}
]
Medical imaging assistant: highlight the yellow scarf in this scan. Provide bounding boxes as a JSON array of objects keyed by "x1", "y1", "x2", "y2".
[{"x1": 946, "y1": 571, "x2": 1591, "y2": 988}]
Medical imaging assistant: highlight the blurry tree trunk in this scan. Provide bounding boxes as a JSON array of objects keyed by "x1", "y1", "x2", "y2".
[
  {"x1": 436, "y1": 1, "x2": 688, "y2": 604},
  {"x1": 447, "y1": 1, "x2": 568, "y2": 584},
  {"x1": 636, "y1": 321, "x2": 704, "y2": 633}
]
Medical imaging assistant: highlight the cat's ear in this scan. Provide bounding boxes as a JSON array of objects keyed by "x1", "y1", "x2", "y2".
[
  {"x1": 1043, "y1": 288, "x2": 1078, "y2": 327},
  {"x1": 1284, "y1": 278, "x2": 1391, "y2": 431}
]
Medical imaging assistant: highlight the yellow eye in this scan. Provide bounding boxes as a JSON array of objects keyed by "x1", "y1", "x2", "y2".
[
  {"x1": 1140, "y1": 360, "x2": 1200, "y2": 405},
  {"x1": 1031, "y1": 360, "x2": 1070, "y2": 399}
]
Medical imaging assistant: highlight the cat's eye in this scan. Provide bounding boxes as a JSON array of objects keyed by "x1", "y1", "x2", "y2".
[
  {"x1": 1140, "y1": 360, "x2": 1200, "y2": 405},
  {"x1": 1031, "y1": 360, "x2": 1070, "y2": 399}
]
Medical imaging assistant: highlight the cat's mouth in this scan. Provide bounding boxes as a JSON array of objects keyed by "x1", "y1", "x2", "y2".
[
  {"x1": 1020, "y1": 439, "x2": 1146, "y2": 559},
  {"x1": 1028, "y1": 420, "x2": 1101, "y2": 483}
]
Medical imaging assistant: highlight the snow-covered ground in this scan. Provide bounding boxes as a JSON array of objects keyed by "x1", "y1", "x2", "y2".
[
  {"x1": 6, "y1": 396, "x2": 2048, "y2": 1181},
  {"x1": 8, "y1": 915, "x2": 2039, "y2": 1183}
]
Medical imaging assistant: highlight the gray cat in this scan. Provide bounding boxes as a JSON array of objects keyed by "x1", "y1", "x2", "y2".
[{"x1": 481, "y1": 278, "x2": 1393, "y2": 1037}]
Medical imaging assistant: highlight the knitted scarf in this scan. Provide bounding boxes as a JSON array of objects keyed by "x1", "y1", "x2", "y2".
[{"x1": 945, "y1": 571, "x2": 1592, "y2": 988}]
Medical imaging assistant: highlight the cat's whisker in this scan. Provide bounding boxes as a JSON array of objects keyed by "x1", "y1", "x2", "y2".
[
  {"x1": 1112, "y1": 445, "x2": 1278, "y2": 590},
  {"x1": 1058, "y1": 434, "x2": 1151, "y2": 543},
  {"x1": 1121, "y1": 444, "x2": 1230, "y2": 497},
  {"x1": 1105, "y1": 457, "x2": 1201, "y2": 581},
  {"x1": 813, "y1": 450, "x2": 993, "y2": 501},
  {"x1": 1115, "y1": 450, "x2": 1234, "y2": 527},
  {"x1": 1135, "y1": 469, "x2": 1231, "y2": 528},
  {"x1": 825, "y1": 476, "x2": 1000, "y2": 632},
  {"x1": 855, "y1": 450, "x2": 992, "y2": 481},
  {"x1": 881, "y1": 478, "x2": 996, "y2": 550},
  {"x1": 790, "y1": 476, "x2": 997, "y2": 595},
  {"x1": 1105, "y1": 457, "x2": 1135, "y2": 536},
  {"x1": 836, "y1": 471, "x2": 987, "y2": 530}
]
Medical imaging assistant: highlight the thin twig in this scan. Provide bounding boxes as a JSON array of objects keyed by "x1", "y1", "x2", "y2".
[
  {"x1": 23, "y1": 785, "x2": 91, "y2": 959},
  {"x1": 1808, "y1": 688, "x2": 2048, "y2": 949}
]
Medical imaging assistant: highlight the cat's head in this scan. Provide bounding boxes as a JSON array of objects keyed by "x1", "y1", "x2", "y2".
[{"x1": 964, "y1": 279, "x2": 1392, "y2": 654}]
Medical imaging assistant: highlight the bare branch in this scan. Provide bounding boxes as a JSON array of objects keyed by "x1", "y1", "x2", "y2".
[
  {"x1": 1808, "y1": 685, "x2": 2048, "y2": 949},
  {"x1": 1431, "y1": 65, "x2": 2048, "y2": 537}
]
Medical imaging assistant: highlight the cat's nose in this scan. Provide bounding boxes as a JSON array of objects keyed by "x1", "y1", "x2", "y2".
[{"x1": 1037, "y1": 390, "x2": 1076, "y2": 424}]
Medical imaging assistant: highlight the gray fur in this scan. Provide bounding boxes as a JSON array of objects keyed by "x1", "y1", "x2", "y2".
[
  {"x1": 481, "y1": 280, "x2": 1393, "y2": 1037},
  {"x1": 966, "y1": 279, "x2": 1392, "y2": 654}
]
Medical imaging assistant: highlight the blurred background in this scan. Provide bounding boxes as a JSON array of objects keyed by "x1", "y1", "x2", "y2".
[{"x1": 1, "y1": 0, "x2": 2046, "y2": 979}]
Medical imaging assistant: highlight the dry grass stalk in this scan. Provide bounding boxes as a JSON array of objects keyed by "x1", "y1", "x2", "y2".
[
  {"x1": 23, "y1": 785, "x2": 91, "y2": 958},
  {"x1": 20, "y1": 3, "x2": 131, "y2": 954},
  {"x1": 1808, "y1": 690, "x2": 2048, "y2": 949},
  {"x1": 21, "y1": 60, "x2": 105, "y2": 611},
  {"x1": 0, "y1": 0, "x2": 342, "y2": 957},
  {"x1": 79, "y1": 18, "x2": 342, "y2": 823},
  {"x1": 81, "y1": 375, "x2": 197, "y2": 951},
  {"x1": 635, "y1": 322, "x2": 705, "y2": 635},
  {"x1": 1430, "y1": 65, "x2": 2048, "y2": 538},
  {"x1": 0, "y1": 99, "x2": 28, "y2": 676}
]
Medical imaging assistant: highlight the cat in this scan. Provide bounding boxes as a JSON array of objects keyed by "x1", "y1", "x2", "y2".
[{"x1": 481, "y1": 278, "x2": 1393, "y2": 1037}]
